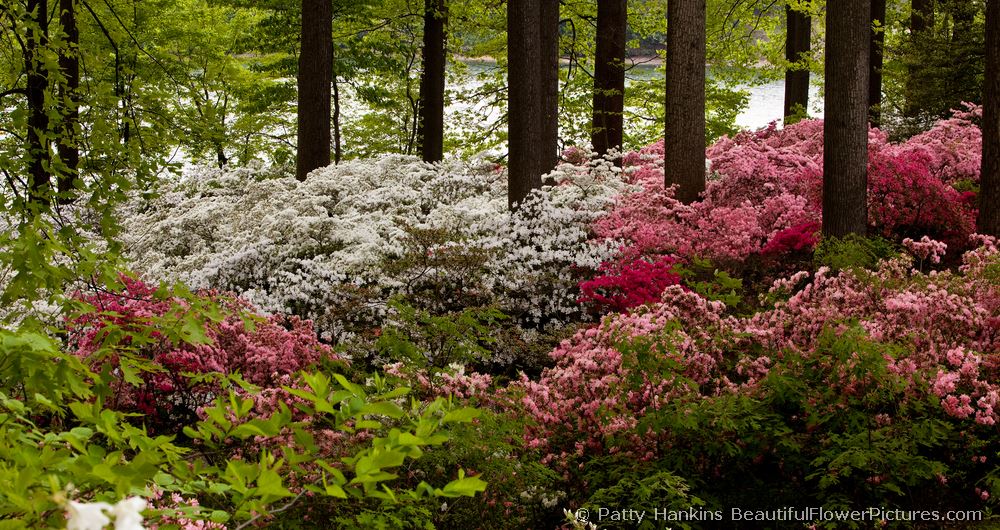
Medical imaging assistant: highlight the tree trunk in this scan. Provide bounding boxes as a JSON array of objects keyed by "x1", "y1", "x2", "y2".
[
  {"x1": 592, "y1": 0, "x2": 627, "y2": 158},
  {"x1": 869, "y1": 0, "x2": 886, "y2": 128},
  {"x1": 823, "y1": 0, "x2": 870, "y2": 238},
  {"x1": 979, "y1": 0, "x2": 999, "y2": 236},
  {"x1": 904, "y1": 0, "x2": 934, "y2": 116},
  {"x1": 664, "y1": 0, "x2": 707, "y2": 204},
  {"x1": 783, "y1": 1, "x2": 811, "y2": 124},
  {"x1": 418, "y1": 0, "x2": 446, "y2": 163},
  {"x1": 57, "y1": 0, "x2": 79, "y2": 201},
  {"x1": 26, "y1": 0, "x2": 51, "y2": 203},
  {"x1": 508, "y1": 0, "x2": 559, "y2": 209},
  {"x1": 539, "y1": 0, "x2": 560, "y2": 171},
  {"x1": 296, "y1": 0, "x2": 332, "y2": 181}
]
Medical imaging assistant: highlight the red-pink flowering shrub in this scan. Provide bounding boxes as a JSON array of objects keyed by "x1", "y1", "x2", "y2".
[
  {"x1": 577, "y1": 256, "x2": 681, "y2": 313},
  {"x1": 867, "y1": 150, "x2": 976, "y2": 247},
  {"x1": 596, "y1": 107, "x2": 983, "y2": 264},
  {"x1": 67, "y1": 276, "x2": 336, "y2": 430},
  {"x1": 760, "y1": 221, "x2": 822, "y2": 255}
]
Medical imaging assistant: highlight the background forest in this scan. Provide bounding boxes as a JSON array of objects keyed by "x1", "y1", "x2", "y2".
[{"x1": 0, "y1": 0, "x2": 999, "y2": 528}]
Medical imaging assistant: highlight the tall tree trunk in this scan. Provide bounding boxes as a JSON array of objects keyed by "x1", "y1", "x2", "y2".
[
  {"x1": 905, "y1": 0, "x2": 934, "y2": 116},
  {"x1": 979, "y1": 0, "x2": 999, "y2": 236},
  {"x1": 664, "y1": 0, "x2": 707, "y2": 204},
  {"x1": 26, "y1": 0, "x2": 51, "y2": 203},
  {"x1": 58, "y1": 0, "x2": 79, "y2": 201},
  {"x1": 869, "y1": 0, "x2": 886, "y2": 128},
  {"x1": 508, "y1": 0, "x2": 559, "y2": 209},
  {"x1": 539, "y1": 0, "x2": 560, "y2": 171},
  {"x1": 783, "y1": 1, "x2": 811, "y2": 124},
  {"x1": 296, "y1": 0, "x2": 332, "y2": 181},
  {"x1": 592, "y1": 0, "x2": 627, "y2": 158},
  {"x1": 418, "y1": 0, "x2": 446, "y2": 162},
  {"x1": 823, "y1": 0, "x2": 870, "y2": 238}
]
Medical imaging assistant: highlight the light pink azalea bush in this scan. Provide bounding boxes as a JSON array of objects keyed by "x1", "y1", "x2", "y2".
[{"x1": 521, "y1": 238, "x2": 1000, "y2": 466}]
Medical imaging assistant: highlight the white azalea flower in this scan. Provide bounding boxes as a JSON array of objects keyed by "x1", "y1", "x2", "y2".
[
  {"x1": 110, "y1": 497, "x2": 147, "y2": 530},
  {"x1": 66, "y1": 500, "x2": 112, "y2": 530}
]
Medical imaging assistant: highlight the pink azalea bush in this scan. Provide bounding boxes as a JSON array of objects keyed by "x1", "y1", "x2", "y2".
[
  {"x1": 577, "y1": 256, "x2": 681, "y2": 313},
  {"x1": 596, "y1": 107, "x2": 983, "y2": 265},
  {"x1": 67, "y1": 276, "x2": 337, "y2": 430},
  {"x1": 520, "y1": 239, "x2": 1000, "y2": 467}
]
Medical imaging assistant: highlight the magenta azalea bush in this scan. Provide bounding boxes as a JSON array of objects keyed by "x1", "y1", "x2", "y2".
[
  {"x1": 68, "y1": 276, "x2": 337, "y2": 430},
  {"x1": 577, "y1": 256, "x2": 681, "y2": 314},
  {"x1": 599, "y1": 106, "x2": 982, "y2": 265}
]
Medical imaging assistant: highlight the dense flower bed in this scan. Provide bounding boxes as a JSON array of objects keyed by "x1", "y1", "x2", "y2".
[
  {"x1": 521, "y1": 238, "x2": 1000, "y2": 464},
  {"x1": 119, "y1": 156, "x2": 624, "y2": 359},
  {"x1": 597, "y1": 105, "x2": 982, "y2": 264}
]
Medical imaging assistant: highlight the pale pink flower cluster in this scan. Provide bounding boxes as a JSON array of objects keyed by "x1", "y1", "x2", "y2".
[
  {"x1": 903, "y1": 236, "x2": 948, "y2": 263},
  {"x1": 520, "y1": 241, "x2": 1000, "y2": 463}
]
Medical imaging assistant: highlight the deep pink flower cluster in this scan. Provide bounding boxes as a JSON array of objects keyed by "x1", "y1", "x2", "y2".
[
  {"x1": 521, "y1": 240, "x2": 1000, "y2": 464},
  {"x1": 68, "y1": 276, "x2": 336, "y2": 428},
  {"x1": 577, "y1": 256, "x2": 681, "y2": 313},
  {"x1": 596, "y1": 107, "x2": 982, "y2": 263}
]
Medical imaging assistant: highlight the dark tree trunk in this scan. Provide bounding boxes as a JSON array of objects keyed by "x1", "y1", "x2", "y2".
[
  {"x1": 418, "y1": 0, "x2": 446, "y2": 163},
  {"x1": 296, "y1": 0, "x2": 332, "y2": 181},
  {"x1": 979, "y1": 0, "x2": 999, "y2": 236},
  {"x1": 592, "y1": 0, "x2": 627, "y2": 157},
  {"x1": 26, "y1": 0, "x2": 51, "y2": 202},
  {"x1": 539, "y1": 0, "x2": 560, "y2": 171},
  {"x1": 664, "y1": 0, "x2": 707, "y2": 204},
  {"x1": 869, "y1": 0, "x2": 886, "y2": 128},
  {"x1": 57, "y1": 0, "x2": 79, "y2": 201},
  {"x1": 905, "y1": 0, "x2": 934, "y2": 116},
  {"x1": 823, "y1": 0, "x2": 870, "y2": 238},
  {"x1": 507, "y1": 0, "x2": 559, "y2": 209},
  {"x1": 783, "y1": 1, "x2": 811, "y2": 124}
]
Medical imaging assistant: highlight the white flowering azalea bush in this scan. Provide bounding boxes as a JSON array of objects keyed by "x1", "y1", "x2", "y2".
[{"x1": 119, "y1": 155, "x2": 625, "y2": 367}]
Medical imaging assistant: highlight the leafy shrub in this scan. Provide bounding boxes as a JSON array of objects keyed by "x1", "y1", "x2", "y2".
[
  {"x1": 67, "y1": 276, "x2": 337, "y2": 433},
  {"x1": 813, "y1": 235, "x2": 900, "y2": 271}
]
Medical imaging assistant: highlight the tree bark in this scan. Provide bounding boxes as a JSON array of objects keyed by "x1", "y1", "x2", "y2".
[
  {"x1": 783, "y1": 1, "x2": 811, "y2": 124},
  {"x1": 507, "y1": 0, "x2": 559, "y2": 209},
  {"x1": 296, "y1": 0, "x2": 332, "y2": 181},
  {"x1": 823, "y1": 0, "x2": 870, "y2": 238},
  {"x1": 26, "y1": 0, "x2": 51, "y2": 203},
  {"x1": 592, "y1": 0, "x2": 627, "y2": 158},
  {"x1": 58, "y1": 0, "x2": 79, "y2": 201},
  {"x1": 418, "y1": 0, "x2": 447, "y2": 163},
  {"x1": 979, "y1": 0, "x2": 999, "y2": 236},
  {"x1": 869, "y1": 0, "x2": 886, "y2": 128},
  {"x1": 664, "y1": 0, "x2": 707, "y2": 204},
  {"x1": 904, "y1": 0, "x2": 934, "y2": 116},
  {"x1": 539, "y1": 0, "x2": 560, "y2": 171}
]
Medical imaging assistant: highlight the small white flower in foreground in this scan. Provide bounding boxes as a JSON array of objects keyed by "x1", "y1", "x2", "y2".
[
  {"x1": 110, "y1": 497, "x2": 148, "y2": 530},
  {"x1": 65, "y1": 497, "x2": 147, "y2": 530},
  {"x1": 66, "y1": 500, "x2": 111, "y2": 530}
]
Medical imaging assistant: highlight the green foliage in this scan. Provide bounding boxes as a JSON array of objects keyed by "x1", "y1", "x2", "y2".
[
  {"x1": 376, "y1": 300, "x2": 508, "y2": 368},
  {"x1": 814, "y1": 235, "x2": 900, "y2": 272},
  {"x1": 674, "y1": 257, "x2": 744, "y2": 309}
]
